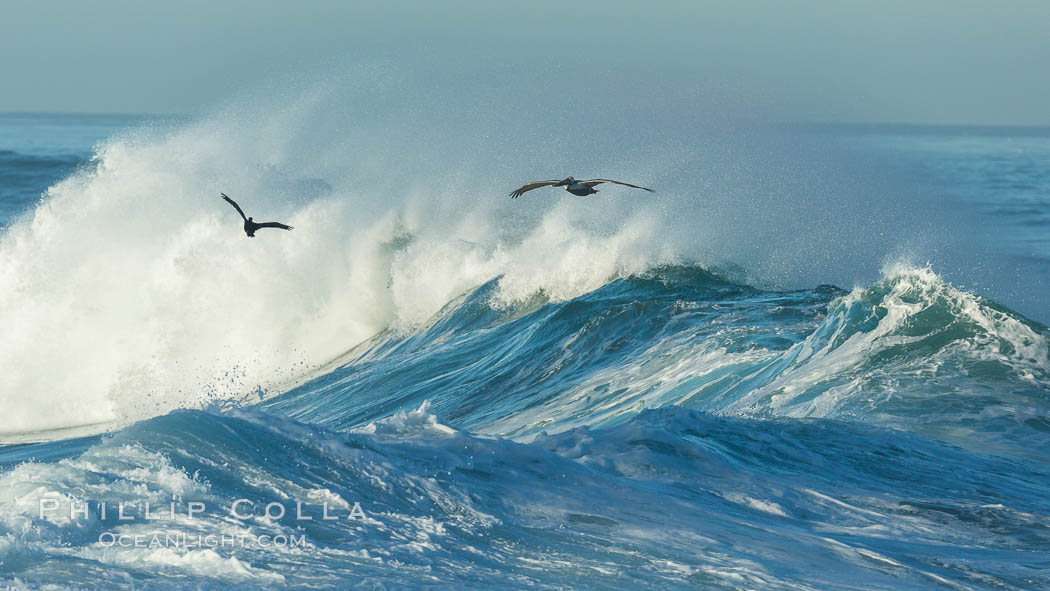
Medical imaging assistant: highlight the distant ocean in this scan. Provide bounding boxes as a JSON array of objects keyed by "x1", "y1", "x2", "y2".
[{"x1": 1, "y1": 112, "x2": 1047, "y2": 590}]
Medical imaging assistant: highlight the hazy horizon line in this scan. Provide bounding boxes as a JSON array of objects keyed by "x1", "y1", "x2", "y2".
[{"x1": 2, "y1": 111, "x2": 1049, "y2": 133}]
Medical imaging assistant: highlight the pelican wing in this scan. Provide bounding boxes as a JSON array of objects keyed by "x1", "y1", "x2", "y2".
[
  {"x1": 509, "y1": 180, "x2": 561, "y2": 199},
  {"x1": 580, "y1": 179, "x2": 654, "y2": 192},
  {"x1": 256, "y1": 221, "x2": 293, "y2": 231},
  {"x1": 220, "y1": 193, "x2": 248, "y2": 220}
]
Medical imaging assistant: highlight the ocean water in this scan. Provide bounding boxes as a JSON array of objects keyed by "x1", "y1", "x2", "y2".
[{"x1": 0, "y1": 105, "x2": 1048, "y2": 590}]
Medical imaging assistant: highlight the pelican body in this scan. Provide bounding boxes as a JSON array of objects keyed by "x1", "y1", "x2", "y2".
[
  {"x1": 509, "y1": 176, "x2": 653, "y2": 199},
  {"x1": 242, "y1": 217, "x2": 268, "y2": 238},
  {"x1": 558, "y1": 178, "x2": 601, "y2": 196}
]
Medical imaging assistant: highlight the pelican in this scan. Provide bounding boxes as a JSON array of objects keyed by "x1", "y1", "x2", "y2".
[
  {"x1": 220, "y1": 193, "x2": 294, "y2": 237},
  {"x1": 509, "y1": 176, "x2": 653, "y2": 199}
]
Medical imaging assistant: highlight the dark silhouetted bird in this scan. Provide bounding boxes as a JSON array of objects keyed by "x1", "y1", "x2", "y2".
[{"x1": 220, "y1": 193, "x2": 293, "y2": 237}]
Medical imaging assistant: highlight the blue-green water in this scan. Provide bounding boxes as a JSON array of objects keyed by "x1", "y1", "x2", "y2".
[
  {"x1": 0, "y1": 112, "x2": 1048, "y2": 589},
  {"x1": 832, "y1": 124, "x2": 1050, "y2": 320}
]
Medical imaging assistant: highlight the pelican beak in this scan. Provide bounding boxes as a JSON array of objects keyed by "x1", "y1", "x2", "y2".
[{"x1": 553, "y1": 178, "x2": 570, "y2": 187}]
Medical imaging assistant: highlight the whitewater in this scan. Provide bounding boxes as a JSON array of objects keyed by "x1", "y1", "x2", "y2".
[{"x1": 1, "y1": 83, "x2": 1049, "y2": 589}]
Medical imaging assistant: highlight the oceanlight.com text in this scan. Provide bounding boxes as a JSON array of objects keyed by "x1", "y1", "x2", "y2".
[{"x1": 97, "y1": 531, "x2": 309, "y2": 549}]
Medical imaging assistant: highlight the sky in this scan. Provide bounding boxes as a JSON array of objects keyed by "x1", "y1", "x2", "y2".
[{"x1": 2, "y1": 0, "x2": 1049, "y2": 125}]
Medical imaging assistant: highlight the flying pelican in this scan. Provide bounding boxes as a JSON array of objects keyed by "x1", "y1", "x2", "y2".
[
  {"x1": 509, "y1": 176, "x2": 653, "y2": 199},
  {"x1": 220, "y1": 193, "x2": 294, "y2": 237}
]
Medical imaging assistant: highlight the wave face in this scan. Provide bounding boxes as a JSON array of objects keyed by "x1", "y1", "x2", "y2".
[
  {"x1": 268, "y1": 264, "x2": 1050, "y2": 461},
  {"x1": 2, "y1": 99, "x2": 1050, "y2": 589}
]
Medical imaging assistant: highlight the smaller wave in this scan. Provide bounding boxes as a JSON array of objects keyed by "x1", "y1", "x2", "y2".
[
  {"x1": 729, "y1": 264, "x2": 1050, "y2": 457},
  {"x1": 0, "y1": 149, "x2": 85, "y2": 166},
  {"x1": 0, "y1": 150, "x2": 88, "y2": 227},
  {"x1": 2, "y1": 404, "x2": 1047, "y2": 589}
]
